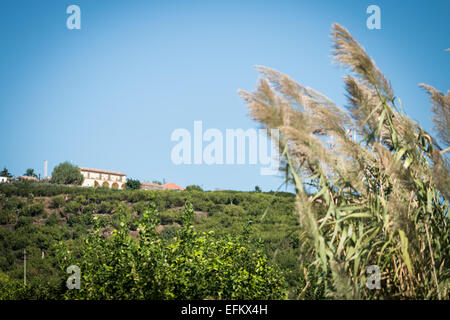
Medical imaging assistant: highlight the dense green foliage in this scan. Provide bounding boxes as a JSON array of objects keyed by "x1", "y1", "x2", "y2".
[
  {"x1": 51, "y1": 162, "x2": 84, "y2": 185},
  {"x1": 24, "y1": 169, "x2": 37, "y2": 178},
  {"x1": 0, "y1": 182, "x2": 304, "y2": 299},
  {"x1": 125, "y1": 178, "x2": 141, "y2": 190},
  {"x1": 58, "y1": 203, "x2": 285, "y2": 299},
  {"x1": 185, "y1": 185, "x2": 203, "y2": 192},
  {"x1": 0, "y1": 167, "x2": 13, "y2": 178}
]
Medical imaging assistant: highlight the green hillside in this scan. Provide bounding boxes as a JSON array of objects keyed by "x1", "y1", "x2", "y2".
[{"x1": 0, "y1": 182, "x2": 316, "y2": 299}]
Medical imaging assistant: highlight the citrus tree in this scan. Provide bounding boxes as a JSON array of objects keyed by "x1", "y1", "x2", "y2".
[{"x1": 57, "y1": 202, "x2": 286, "y2": 299}]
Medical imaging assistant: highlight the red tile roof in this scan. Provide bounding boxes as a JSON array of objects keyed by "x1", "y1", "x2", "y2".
[
  {"x1": 161, "y1": 182, "x2": 185, "y2": 190},
  {"x1": 18, "y1": 176, "x2": 39, "y2": 181}
]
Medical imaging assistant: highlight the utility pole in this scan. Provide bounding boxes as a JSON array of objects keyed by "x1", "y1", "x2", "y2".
[{"x1": 23, "y1": 249, "x2": 27, "y2": 285}]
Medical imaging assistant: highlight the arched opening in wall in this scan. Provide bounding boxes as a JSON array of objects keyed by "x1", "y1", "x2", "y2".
[
  {"x1": 94, "y1": 181, "x2": 100, "y2": 187},
  {"x1": 112, "y1": 182, "x2": 119, "y2": 189},
  {"x1": 121, "y1": 184, "x2": 125, "y2": 189},
  {"x1": 102, "y1": 181, "x2": 110, "y2": 188}
]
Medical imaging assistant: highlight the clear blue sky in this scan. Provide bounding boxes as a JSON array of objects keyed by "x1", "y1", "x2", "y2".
[{"x1": 0, "y1": 0, "x2": 448, "y2": 191}]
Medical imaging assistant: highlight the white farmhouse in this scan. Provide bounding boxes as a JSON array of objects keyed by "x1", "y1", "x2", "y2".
[{"x1": 79, "y1": 167, "x2": 127, "y2": 189}]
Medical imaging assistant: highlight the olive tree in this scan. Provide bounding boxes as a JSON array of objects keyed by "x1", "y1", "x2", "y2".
[{"x1": 51, "y1": 162, "x2": 84, "y2": 185}]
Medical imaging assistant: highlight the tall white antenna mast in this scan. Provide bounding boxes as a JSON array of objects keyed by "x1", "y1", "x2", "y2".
[{"x1": 44, "y1": 160, "x2": 48, "y2": 178}]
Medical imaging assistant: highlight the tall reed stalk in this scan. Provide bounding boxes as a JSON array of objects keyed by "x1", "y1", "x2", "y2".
[{"x1": 240, "y1": 24, "x2": 449, "y2": 299}]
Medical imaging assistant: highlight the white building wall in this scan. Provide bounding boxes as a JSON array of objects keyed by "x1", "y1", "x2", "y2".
[{"x1": 80, "y1": 170, "x2": 127, "y2": 189}]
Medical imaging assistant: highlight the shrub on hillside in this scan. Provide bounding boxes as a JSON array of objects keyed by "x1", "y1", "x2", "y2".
[
  {"x1": 64, "y1": 201, "x2": 81, "y2": 214},
  {"x1": 50, "y1": 196, "x2": 65, "y2": 209},
  {"x1": 3, "y1": 197, "x2": 25, "y2": 211},
  {"x1": 185, "y1": 185, "x2": 203, "y2": 192},
  {"x1": 45, "y1": 213, "x2": 61, "y2": 227},
  {"x1": 22, "y1": 203, "x2": 45, "y2": 217},
  {"x1": 98, "y1": 201, "x2": 114, "y2": 214},
  {"x1": 0, "y1": 210, "x2": 16, "y2": 225}
]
